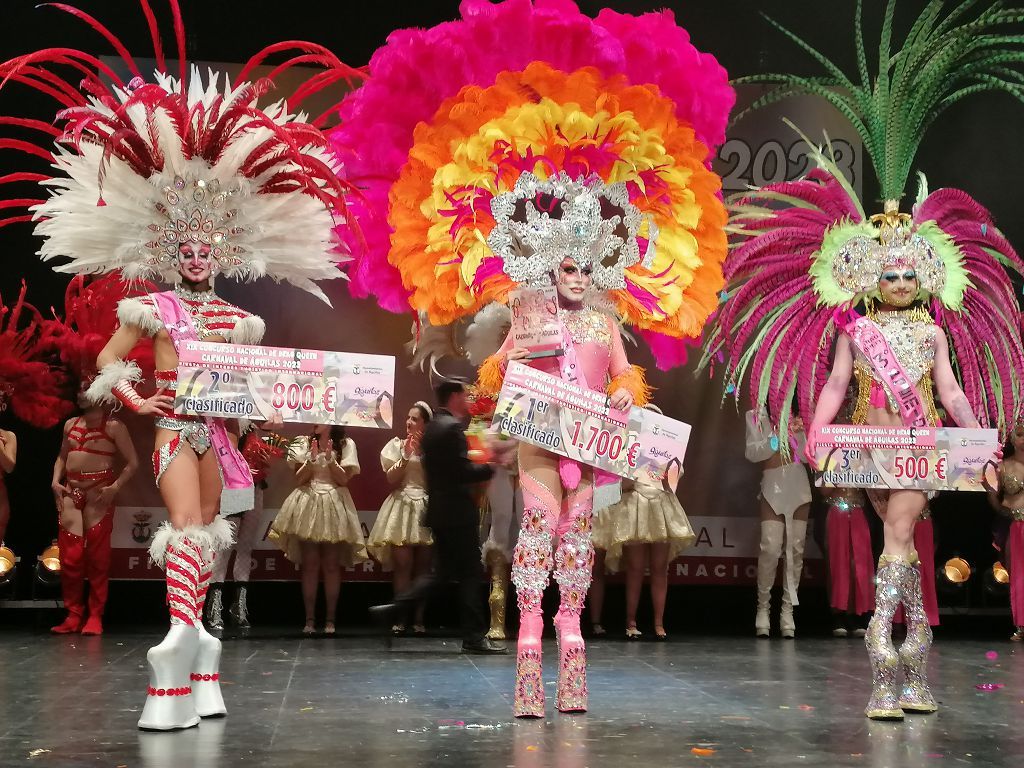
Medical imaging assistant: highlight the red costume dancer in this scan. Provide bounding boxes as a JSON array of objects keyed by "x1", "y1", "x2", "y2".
[
  {"x1": 47, "y1": 275, "x2": 151, "y2": 635},
  {"x1": 204, "y1": 428, "x2": 285, "y2": 636},
  {"x1": 334, "y1": 1, "x2": 733, "y2": 717},
  {"x1": 704, "y1": 1, "x2": 1024, "y2": 721},
  {"x1": 824, "y1": 488, "x2": 874, "y2": 636},
  {"x1": 0, "y1": 283, "x2": 75, "y2": 544},
  {"x1": 1, "y1": 1, "x2": 360, "y2": 730}
]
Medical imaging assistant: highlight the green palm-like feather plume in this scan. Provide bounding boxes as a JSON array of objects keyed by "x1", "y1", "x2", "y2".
[{"x1": 733, "y1": 0, "x2": 1024, "y2": 201}]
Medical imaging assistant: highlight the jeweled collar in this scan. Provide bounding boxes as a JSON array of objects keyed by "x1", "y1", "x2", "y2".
[{"x1": 174, "y1": 284, "x2": 217, "y2": 302}]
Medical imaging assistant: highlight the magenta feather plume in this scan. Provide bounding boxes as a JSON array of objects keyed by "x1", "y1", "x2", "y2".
[
  {"x1": 702, "y1": 169, "x2": 860, "y2": 436},
  {"x1": 915, "y1": 187, "x2": 1024, "y2": 435}
]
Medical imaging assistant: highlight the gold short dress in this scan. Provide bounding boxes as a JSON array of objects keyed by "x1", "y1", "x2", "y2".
[
  {"x1": 367, "y1": 437, "x2": 432, "y2": 570},
  {"x1": 596, "y1": 477, "x2": 696, "y2": 573},
  {"x1": 270, "y1": 436, "x2": 368, "y2": 566}
]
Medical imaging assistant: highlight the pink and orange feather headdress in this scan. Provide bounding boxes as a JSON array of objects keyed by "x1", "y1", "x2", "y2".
[{"x1": 331, "y1": 0, "x2": 735, "y2": 369}]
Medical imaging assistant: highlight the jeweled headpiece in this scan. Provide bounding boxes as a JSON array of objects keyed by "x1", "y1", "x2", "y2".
[
  {"x1": 488, "y1": 173, "x2": 650, "y2": 290},
  {"x1": 813, "y1": 199, "x2": 959, "y2": 307}
]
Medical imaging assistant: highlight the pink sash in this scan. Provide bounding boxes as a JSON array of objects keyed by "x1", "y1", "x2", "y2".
[
  {"x1": 152, "y1": 291, "x2": 254, "y2": 514},
  {"x1": 840, "y1": 310, "x2": 930, "y2": 427}
]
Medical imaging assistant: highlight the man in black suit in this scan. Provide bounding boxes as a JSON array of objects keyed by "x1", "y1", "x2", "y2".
[{"x1": 371, "y1": 382, "x2": 506, "y2": 654}]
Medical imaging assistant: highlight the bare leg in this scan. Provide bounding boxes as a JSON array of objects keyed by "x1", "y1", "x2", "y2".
[
  {"x1": 649, "y1": 542, "x2": 670, "y2": 637},
  {"x1": 624, "y1": 543, "x2": 647, "y2": 637},
  {"x1": 300, "y1": 541, "x2": 320, "y2": 632},
  {"x1": 139, "y1": 434, "x2": 224, "y2": 731},
  {"x1": 321, "y1": 543, "x2": 343, "y2": 632}
]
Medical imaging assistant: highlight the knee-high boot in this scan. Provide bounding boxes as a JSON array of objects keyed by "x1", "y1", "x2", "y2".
[
  {"x1": 780, "y1": 519, "x2": 807, "y2": 639},
  {"x1": 898, "y1": 553, "x2": 937, "y2": 713},
  {"x1": 138, "y1": 524, "x2": 202, "y2": 731},
  {"x1": 553, "y1": 484, "x2": 594, "y2": 714},
  {"x1": 755, "y1": 520, "x2": 784, "y2": 637},
  {"x1": 191, "y1": 519, "x2": 233, "y2": 719},
  {"x1": 510, "y1": 482, "x2": 556, "y2": 718},
  {"x1": 865, "y1": 554, "x2": 911, "y2": 720},
  {"x1": 485, "y1": 549, "x2": 509, "y2": 641}
]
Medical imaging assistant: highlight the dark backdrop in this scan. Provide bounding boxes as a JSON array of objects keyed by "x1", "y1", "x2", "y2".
[{"x1": 0, "y1": 1, "x2": 1017, "y2": 630}]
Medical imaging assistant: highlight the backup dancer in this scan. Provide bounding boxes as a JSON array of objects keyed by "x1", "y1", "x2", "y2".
[
  {"x1": 1, "y1": 1, "x2": 359, "y2": 729},
  {"x1": 367, "y1": 403, "x2": 434, "y2": 635},
  {"x1": 48, "y1": 275, "x2": 150, "y2": 636},
  {"x1": 333, "y1": 0, "x2": 733, "y2": 716},
  {"x1": 745, "y1": 408, "x2": 811, "y2": 639},
  {"x1": 704, "y1": 0, "x2": 1024, "y2": 721}
]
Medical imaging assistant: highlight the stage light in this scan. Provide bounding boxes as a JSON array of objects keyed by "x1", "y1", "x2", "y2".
[
  {"x1": 942, "y1": 557, "x2": 972, "y2": 585},
  {"x1": 992, "y1": 561, "x2": 1010, "y2": 585},
  {"x1": 983, "y1": 560, "x2": 1011, "y2": 597},
  {"x1": 35, "y1": 542, "x2": 61, "y2": 586},
  {"x1": 0, "y1": 545, "x2": 15, "y2": 587}
]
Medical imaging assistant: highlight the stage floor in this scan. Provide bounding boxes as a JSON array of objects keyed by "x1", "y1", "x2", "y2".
[{"x1": 0, "y1": 628, "x2": 1020, "y2": 767}]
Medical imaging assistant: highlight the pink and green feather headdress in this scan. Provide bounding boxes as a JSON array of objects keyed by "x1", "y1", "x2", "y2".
[{"x1": 702, "y1": 0, "x2": 1024, "y2": 442}]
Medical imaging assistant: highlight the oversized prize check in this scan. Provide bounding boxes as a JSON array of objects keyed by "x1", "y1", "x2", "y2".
[
  {"x1": 812, "y1": 424, "x2": 1000, "y2": 492},
  {"x1": 174, "y1": 340, "x2": 396, "y2": 427},
  {"x1": 493, "y1": 362, "x2": 691, "y2": 490}
]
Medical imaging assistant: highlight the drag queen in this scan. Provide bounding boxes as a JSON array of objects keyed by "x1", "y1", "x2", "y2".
[
  {"x1": 992, "y1": 425, "x2": 1024, "y2": 641},
  {"x1": 705, "y1": 1, "x2": 1024, "y2": 721},
  {"x1": 271, "y1": 425, "x2": 367, "y2": 635},
  {"x1": 331, "y1": 2, "x2": 732, "y2": 717},
  {"x1": 745, "y1": 409, "x2": 811, "y2": 639},
  {"x1": 367, "y1": 403, "x2": 433, "y2": 635},
  {"x1": 205, "y1": 426, "x2": 286, "y2": 636},
  {"x1": 1, "y1": 1, "x2": 359, "y2": 730}
]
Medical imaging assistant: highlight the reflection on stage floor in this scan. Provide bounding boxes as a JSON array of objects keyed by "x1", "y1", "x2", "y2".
[{"x1": 0, "y1": 629, "x2": 1019, "y2": 767}]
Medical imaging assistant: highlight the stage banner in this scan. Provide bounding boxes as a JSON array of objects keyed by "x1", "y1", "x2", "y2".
[
  {"x1": 107, "y1": 508, "x2": 822, "y2": 585},
  {"x1": 175, "y1": 340, "x2": 396, "y2": 428},
  {"x1": 812, "y1": 425, "x2": 1000, "y2": 491},
  {"x1": 508, "y1": 286, "x2": 563, "y2": 359},
  {"x1": 492, "y1": 362, "x2": 691, "y2": 490}
]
